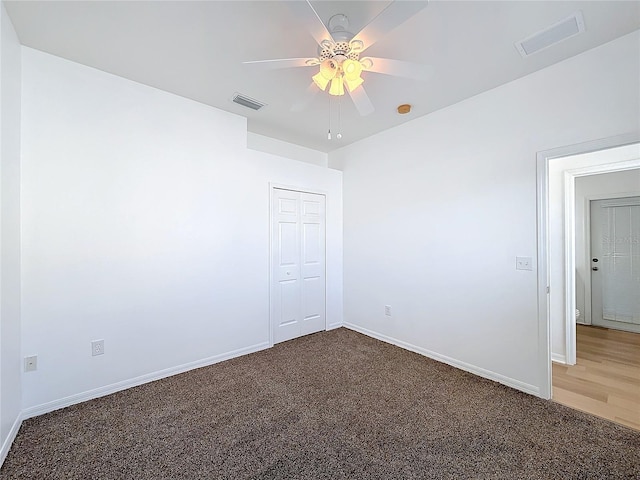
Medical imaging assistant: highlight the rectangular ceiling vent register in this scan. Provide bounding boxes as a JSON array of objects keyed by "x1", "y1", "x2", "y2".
[
  {"x1": 516, "y1": 11, "x2": 585, "y2": 57},
  {"x1": 232, "y1": 93, "x2": 266, "y2": 111}
]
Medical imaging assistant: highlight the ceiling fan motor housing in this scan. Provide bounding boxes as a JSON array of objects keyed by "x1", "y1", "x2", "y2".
[
  {"x1": 318, "y1": 15, "x2": 359, "y2": 63},
  {"x1": 318, "y1": 37, "x2": 360, "y2": 62}
]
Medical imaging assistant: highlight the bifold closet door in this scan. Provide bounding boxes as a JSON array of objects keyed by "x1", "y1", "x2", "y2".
[{"x1": 272, "y1": 188, "x2": 326, "y2": 344}]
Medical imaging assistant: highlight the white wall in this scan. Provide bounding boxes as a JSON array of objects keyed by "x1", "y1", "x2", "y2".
[
  {"x1": 247, "y1": 132, "x2": 328, "y2": 167},
  {"x1": 548, "y1": 143, "x2": 640, "y2": 362},
  {"x1": 0, "y1": 1, "x2": 22, "y2": 464},
  {"x1": 20, "y1": 47, "x2": 342, "y2": 414},
  {"x1": 329, "y1": 31, "x2": 640, "y2": 395},
  {"x1": 574, "y1": 169, "x2": 640, "y2": 325}
]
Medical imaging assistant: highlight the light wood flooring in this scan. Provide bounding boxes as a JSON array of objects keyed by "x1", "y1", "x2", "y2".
[{"x1": 552, "y1": 324, "x2": 640, "y2": 430}]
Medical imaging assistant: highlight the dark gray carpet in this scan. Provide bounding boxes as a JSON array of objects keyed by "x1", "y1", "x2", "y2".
[{"x1": 2, "y1": 328, "x2": 639, "y2": 479}]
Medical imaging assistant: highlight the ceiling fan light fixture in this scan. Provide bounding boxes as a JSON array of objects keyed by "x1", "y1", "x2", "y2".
[
  {"x1": 319, "y1": 59, "x2": 338, "y2": 79},
  {"x1": 313, "y1": 59, "x2": 339, "y2": 90},
  {"x1": 344, "y1": 76, "x2": 364, "y2": 92},
  {"x1": 312, "y1": 71, "x2": 331, "y2": 90},
  {"x1": 342, "y1": 59, "x2": 363, "y2": 80},
  {"x1": 344, "y1": 76, "x2": 363, "y2": 92},
  {"x1": 329, "y1": 77, "x2": 345, "y2": 96}
]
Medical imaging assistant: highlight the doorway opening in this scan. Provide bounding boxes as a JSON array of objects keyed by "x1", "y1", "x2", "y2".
[{"x1": 536, "y1": 134, "x2": 640, "y2": 400}]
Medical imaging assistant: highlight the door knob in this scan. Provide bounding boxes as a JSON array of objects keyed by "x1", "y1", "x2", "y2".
[{"x1": 592, "y1": 267, "x2": 599, "y2": 271}]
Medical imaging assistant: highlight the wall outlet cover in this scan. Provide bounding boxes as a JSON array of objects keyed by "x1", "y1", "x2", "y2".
[
  {"x1": 24, "y1": 355, "x2": 38, "y2": 372},
  {"x1": 91, "y1": 339, "x2": 105, "y2": 356}
]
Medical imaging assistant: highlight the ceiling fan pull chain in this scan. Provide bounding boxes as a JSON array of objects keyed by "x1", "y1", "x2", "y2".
[
  {"x1": 327, "y1": 96, "x2": 332, "y2": 140},
  {"x1": 337, "y1": 96, "x2": 343, "y2": 140}
]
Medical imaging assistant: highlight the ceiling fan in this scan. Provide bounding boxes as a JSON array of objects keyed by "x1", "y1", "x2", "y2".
[{"x1": 243, "y1": 0, "x2": 431, "y2": 117}]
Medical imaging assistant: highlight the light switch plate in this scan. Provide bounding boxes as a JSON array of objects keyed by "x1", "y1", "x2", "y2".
[{"x1": 516, "y1": 256, "x2": 533, "y2": 271}]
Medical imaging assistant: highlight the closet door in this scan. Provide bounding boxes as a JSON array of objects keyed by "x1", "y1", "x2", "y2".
[{"x1": 272, "y1": 188, "x2": 326, "y2": 344}]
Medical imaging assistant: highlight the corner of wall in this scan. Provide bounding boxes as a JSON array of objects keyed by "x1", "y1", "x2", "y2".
[{"x1": 0, "y1": 0, "x2": 23, "y2": 468}]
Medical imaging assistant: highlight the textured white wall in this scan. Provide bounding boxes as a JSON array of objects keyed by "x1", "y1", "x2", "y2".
[
  {"x1": 0, "y1": 2, "x2": 22, "y2": 463},
  {"x1": 20, "y1": 47, "x2": 342, "y2": 413},
  {"x1": 329, "y1": 32, "x2": 640, "y2": 395},
  {"x1": 247, "y1": 132, "x2": 328, "y2": 167}
]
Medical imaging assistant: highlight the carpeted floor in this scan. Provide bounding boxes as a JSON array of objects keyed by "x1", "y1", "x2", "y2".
[{"x1": 2, "y1": 328, "x2": 639, "y2": 479}]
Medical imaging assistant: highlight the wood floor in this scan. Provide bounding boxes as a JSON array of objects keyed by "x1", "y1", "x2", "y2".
[{"x1": 552, "y1": 324, "x2": 640, "y2": 430}]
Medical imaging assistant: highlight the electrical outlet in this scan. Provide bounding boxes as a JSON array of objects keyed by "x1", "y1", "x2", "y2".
[
  {"x1": 385, "y1": 305, "x2": 392, "y2": 317},
  {"x1": 91, "y1": 339, "x2": 105, "y2": 356},
  {"x1": 516, "y1": 256, "x2": 533, "y2": 271},
  {"x1": 24, "y1": 355, "x2": 38, "y2": 372}
]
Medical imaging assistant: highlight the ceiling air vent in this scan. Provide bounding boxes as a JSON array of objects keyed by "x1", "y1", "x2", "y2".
[
  {"x1": 232, "y1": 93, "x2": 266, "y2": 111},
  {"x1": 515, "y1": 11, "x2": 585, "y2": 57}
]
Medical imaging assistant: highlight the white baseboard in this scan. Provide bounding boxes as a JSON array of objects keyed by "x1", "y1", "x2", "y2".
[
  {"x1": 344, "y1": 323, "x2": 540, "y2": 397},
  {"x1": 326, "y1": 322, "x2": 343, "y2": 331},
  {"x1": 0, "y1": 413, "x2": 22, "y2": 468},
  {"x1": 22, "y1": 341, "x2": 271, "y2": 420},
  {"x1": 551, "y1": 352, "x2": 567, "y2": 364}
]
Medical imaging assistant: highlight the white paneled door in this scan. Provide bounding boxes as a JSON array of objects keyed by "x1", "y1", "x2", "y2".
[
  {"x1": 590, "y1": 196, "x2": 640, "y2": 333},
  {"x1": 272, "y1": 188, "x2": 326, "y2": 344}
]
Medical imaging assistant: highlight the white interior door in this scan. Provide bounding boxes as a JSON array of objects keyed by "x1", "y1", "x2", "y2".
[
  {"x1": 590, "y1": 196, "x2": 640, "y2": 333},
  {"x1": 272, "y1": 188, "x2": 326, "y2": 344}
]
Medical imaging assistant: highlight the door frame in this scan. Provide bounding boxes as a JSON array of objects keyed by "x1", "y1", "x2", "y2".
[
  {"x1": 269, "y1": 183, "x2": 328, "y2": 347},
  {"x1": 536, "y1": 132, "x2": 640, "y2": 399}
]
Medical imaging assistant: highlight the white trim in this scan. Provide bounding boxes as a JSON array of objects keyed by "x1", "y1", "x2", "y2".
[
  {"x1": 536, "y1": 153, "x2": 552, "y2": 399},
  {"x1": 551, "y1": 353, "x2": 567, "y2": 364},
  {"x1": 563, "y1": 170, "x2": 577, "y2": 365},
  {"x1": 269, "y1": 183, "x2": 330, "y2": 347},
  {"x1": 0, "y1": 414, "x2": 22, "y2": 468},
  {"x1": 592, "y1": 317, "x2": 640, "y2": 334},
  {"x1": 22, "y1": 341, "x2": 270, "y2": 420},
  {"x1": 536, "y1": 132, "x2": 640, "y2": 400},
  {"x1": 344, "y1": 323, "x2": 540, "y2": 397}
]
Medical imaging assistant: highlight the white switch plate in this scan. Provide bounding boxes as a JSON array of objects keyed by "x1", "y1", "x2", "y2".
[
  {"x1": 24, "y1": 355, "x2": 37, "y2": 372},
  {"x1": 516, "y1": 256, "x2": 533, "y2": 271},
  {"x1": 384, "y1": 305, "x2": 392, "y2": 316},
  {"x1": 91, "y1": 339, "x2": 105, "y2": 356}
]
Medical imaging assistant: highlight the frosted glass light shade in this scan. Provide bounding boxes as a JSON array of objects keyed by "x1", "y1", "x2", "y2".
[
  {"x1": 329, "y1": 77, "x2": 345, "y2": 96},
  {"x1": 342, "y1": 59, "x2": 363, "y2": 81},
  {"x1": 344, "y1": 76, "x2": 363, "y2": 92},
  {"x1": 312, "y1": 72, "x2": 331, "y2": 90}
]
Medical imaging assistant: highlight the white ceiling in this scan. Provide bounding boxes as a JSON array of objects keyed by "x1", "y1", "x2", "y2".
[{"x1": 5, "y1": 1, "x2": 639, "y2": 152}]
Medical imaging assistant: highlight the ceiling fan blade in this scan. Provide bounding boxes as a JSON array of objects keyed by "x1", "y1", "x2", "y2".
[
  {"x1": 352, "y1": 1, "x2": 428, "y2": 52},
  {"x1": 361, "y1": 57, "x2": 433, "y2": 81},
  {"x1": 243, "y1": 58, "x2": 319, "y2": 70},
  {"x1": 347, "y1": 86, "x2": 375, "y2": 117},
  {"x1": 287, "y1": 0, "x2": 334, "y2": 47},
  {"x1": 291, "y1": 82, "x2": 320, "y2": 112}
]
